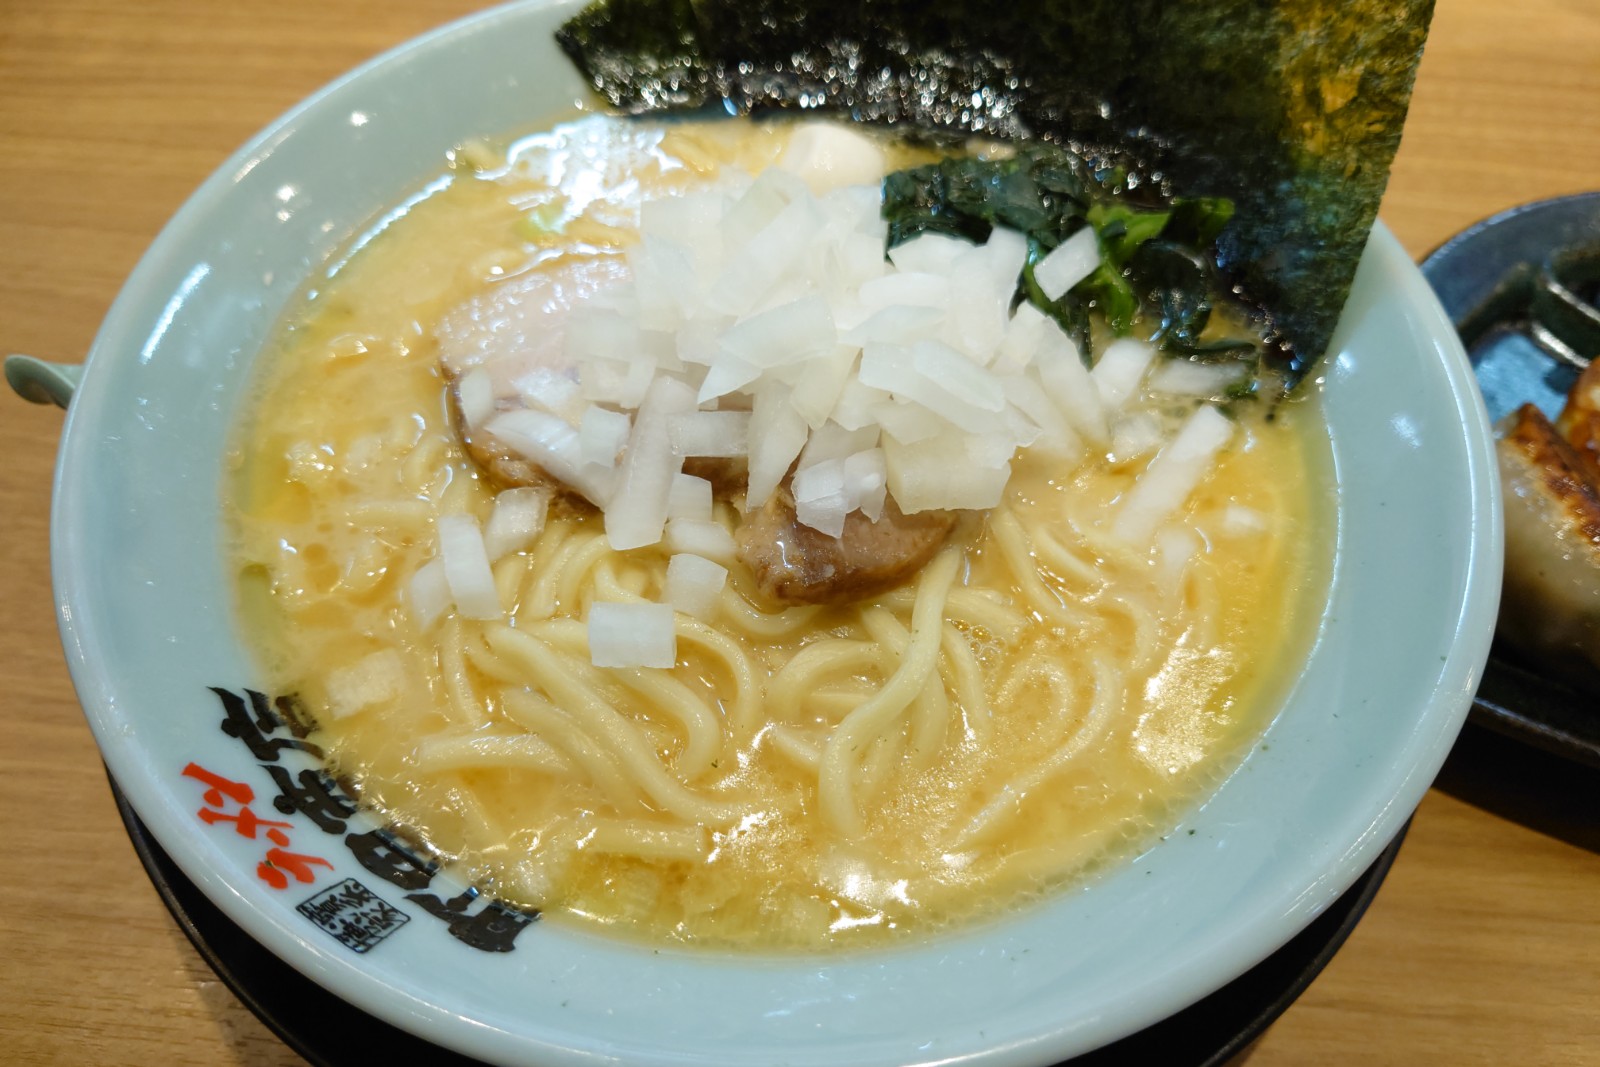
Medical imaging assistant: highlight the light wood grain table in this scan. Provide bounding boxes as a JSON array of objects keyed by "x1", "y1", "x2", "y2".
[{"x1": 2, "y1": 1, "x2": 1597, "y2": 1063}]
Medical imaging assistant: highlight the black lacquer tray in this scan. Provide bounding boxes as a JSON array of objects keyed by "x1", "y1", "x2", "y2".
[
  {"x1": 112, "y1": 776, "x2": 1407, "y2": 1067},
  {"x1": 1421, "y1": 191, "x2": 1600, "y2": 769}
]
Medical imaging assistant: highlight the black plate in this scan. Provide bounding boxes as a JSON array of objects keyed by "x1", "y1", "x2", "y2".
[
  {"x1": 111, "y1": 774, "x2": 1407, "y2": 1067},
  {"x1": 1420, "y1": 191, "x2": 1600, "y2": 770}
]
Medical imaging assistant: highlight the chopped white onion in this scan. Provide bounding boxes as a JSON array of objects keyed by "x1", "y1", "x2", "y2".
[
  {"x1": 669, "y1": 410, "x2": 752, "y2": 457},
  {"x1": 675, "y1": 314, "x2": 726, "y2": 366},
  {"x1": 1220, "y1": 504, "x2": 1269, "y2": 536},
  {"x1": 887, "y1": 232, "x2": 971, "y2": 274},
  {"x1": 442, "y1": 133, "x2": 1243, "y2": 530},
  {"x1": 588, "y1": 601, "x2": 677, "y2": 669},
  {"x1": 324, "y1": 650, "x2": 406, "y2": 720},
  {"x1": 1032, "y1": 227, "x2": 1100, "y2": 301},
  {"x1": 796, "y1": 495, "x2": 850, "y2": 538},
  {"x1": 789, "y1": 346, "x2": 858, "y2": 429},
  {"x1": 565, "y1": 307, "x2": 638, "y2": 366},
  {"x1": 628, "y1": 236, "x2": 700, "y2": 330},
  {"x1": 870, "y1": 397, "x2": 946, "y2": 443},
  {"x1": 993, "y1": 301, "x2": 1047, "y2": 376},
  {"x1": 1092, "y1": 337, "x2": 1156, "y2": 412},
  {"x1": 1002, "y1": 373, "x2": 1081, "y2": 461},
  {"x1": 910, "y1": 340, "x2": 1007, "y2": 415},
  {"x1": 665, "y1": 554, "x2": 728, "y2": 618},
  {"x1": 605, "y1": 377, "x2": 695, "y2": 550},
  {"x1": 746, "y1": 382, "x2": 809, "y2": 509},
  {"x1": 456, "y1": 367, "x2": 495, "y2": 428},
  {"x1": 719, "y1": 293, "x2": 836, "y2": 370},
  {"x1": 1035, "y1": 322, "x2": 1109, "y2": 446},
  {"x1": 484, "y1": 486, "x2": 551, "y2": 560},
  {"x1": 408, "y1": 558, "x2": 451, "y2": 631},
  {"x1": 947, "y1": 228, "x2": 1028, "y2": 363},
  {"x1": 709, "y1": 191, "x2": 823, "y2": 317},
  {"x1": 829, "y1": 379, "x2": 891, "y2": 432},
  {"x1": 640, "y1": 192, "x2": 727, "y2": 273},
  {"x1": 883, "y1": 431, "x2": 1011, "y2": 512},
  {"x1": 859, "y1": 272, "x2": 951, "y2": 311},
  {"x1": 664, "y1": 517, "x2": 737, "y2": 561},
  {"x1": 667, "y1": 473, "x2": 714, "y2": 521},
  {"x1": 437, "y1": 513, "x2": 502, "y2": 620},
  {"x1": 793, "y1": 459, "x2": 850, "y2": 537},
  {"x1": 1112, "y1": 405, "x2": 1235, "y2": 545},
  {"x1": 514, "y1": 366, "x2": 585, "y2": 423},
  {"x1": 844, "y1": 448, "x2": 889, "y2": 521},
  {"x1": 695, "y1": 352, "x2": 763, "y2": 405},
  {"x1": 840, "y1": 304, "x2": 943, "y2": 348},
  {"x1": 716, "y1": 167, "x2": 809, "y2": 253},
  {"x1": 799, "y1": 421, "x2": 880, "y2": 468},
  {"x1": 579, "y1": 353, "x2": 657, "y2": 409},
  {"x1": 859, "y1": 342, "x2": 1006, "y2": 435},
  {"x1": 577, "y1": 405, "x2": 631, "y2": 468},
  {"x1": 1109, "y1": 412, "x2": 1165, "y2": 464},
  {"x1": 778, "y1": 122, "x2": 888, "y2": 194},
  {"x1": 1148, "y1": 359, "x2": 1249, "y2": 398},
  {"x1": 830, "y1": 231, "x2": 890, "y2": 292},
  {"x1": 486, "y1": 409, "x2": 615, "y2": 505}
]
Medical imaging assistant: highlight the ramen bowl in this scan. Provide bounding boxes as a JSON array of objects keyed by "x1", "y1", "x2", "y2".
[{"x1": 14, "y1": 0, "x2": 1498, "y2": 1063}]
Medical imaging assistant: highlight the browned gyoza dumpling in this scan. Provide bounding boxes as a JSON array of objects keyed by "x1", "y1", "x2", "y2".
[
  {"x1": 1495, "y1": 401, "x2": 1600, "y2": 688},
  {"x1": 1556, "y1": 359, "x2": 1600, "y2": 476}
]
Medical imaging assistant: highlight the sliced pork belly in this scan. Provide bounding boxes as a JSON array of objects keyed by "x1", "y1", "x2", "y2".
[
  {"x1": 737, "y1": 489, "x2": 957, "y2": 605},
  {"x1": 439, "y1": 255, "x2": 632, "y2": 491}
]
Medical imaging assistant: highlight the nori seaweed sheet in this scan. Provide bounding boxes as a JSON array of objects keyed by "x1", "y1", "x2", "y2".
[{"x1": 557, "y1": 0, "x2": 1434, "y2": 382}]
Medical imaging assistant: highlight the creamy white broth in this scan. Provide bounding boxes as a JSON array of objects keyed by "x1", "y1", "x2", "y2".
[{"x1": 228, "y1": 114, "x2": 1331, "y2": 951}]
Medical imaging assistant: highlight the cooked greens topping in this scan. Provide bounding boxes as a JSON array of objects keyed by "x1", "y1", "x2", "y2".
[
  {"x1": 882, "y1": 147, "x2": 1250, "y2": 370},
  {"x1": 557, "y1": 0, "x2": 1435, "y2": 388}
]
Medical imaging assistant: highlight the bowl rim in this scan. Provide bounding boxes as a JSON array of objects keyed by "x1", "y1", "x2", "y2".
[{"x1": 45, "y1": 2, "x2": 1502, "y2": 1063}]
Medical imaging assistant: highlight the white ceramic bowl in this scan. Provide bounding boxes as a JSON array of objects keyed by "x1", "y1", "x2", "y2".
[{"x1": 25, "y1": 1, "x2": 1499, "y2": 1063}]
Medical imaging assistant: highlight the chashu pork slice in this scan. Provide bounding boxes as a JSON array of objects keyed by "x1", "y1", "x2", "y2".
[
  {"x1": 737, "y1": 487, "x2": 958, "y2": 605},
  {"x1": 1495, "y1": 402, "x2": 1600, "y2": 687},
  {"x1": 437, "y1": 254, "x2": 632, "y2": 492}
]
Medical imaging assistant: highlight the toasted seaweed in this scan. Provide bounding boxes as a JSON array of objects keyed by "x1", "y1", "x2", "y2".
[{"x1": 557, "y1": 0, "x2": 1433, "y2": 384}]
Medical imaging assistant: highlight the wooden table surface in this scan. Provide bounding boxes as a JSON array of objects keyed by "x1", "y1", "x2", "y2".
[{"x1": 2, "y1": 1, "x2": 1597, "y2": 1063}]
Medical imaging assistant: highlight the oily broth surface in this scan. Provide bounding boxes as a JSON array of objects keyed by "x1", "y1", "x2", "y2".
[{"x1": 229, "y1": 114, "x2": 1330, "y2": 951}]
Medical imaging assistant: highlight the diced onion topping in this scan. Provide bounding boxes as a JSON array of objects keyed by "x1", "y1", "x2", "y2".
[
  {"x1": 1220, "y1": 504, "x2": 1269, "y2": 536},
  {"x1": 669, "y1": 410, "x2": 751, "y2": 457},
  {"x1": 408, "y1": 558, "x2": 452, "y2": 631},
  {"x1": 605, "y1": 378, "x2": 694, "y2": 551},
  {"x1": 483, "y1": 486, "x2": 551, "y2": 560},
  {"x1": 437, "y1": 513, "x2": 502, "y2": 620},
  {"x1": 667, "y1": 473, "x2": 714, "y2": 521},
  {"x1": 664, "y1": 517, "x2": 737, "y2": 561},
  {"x1": 1112, "y1": 406, "x2": 1235, "y2": 545},
  {"x1": 665, "y1": 553, "x2": 729, "y2": 618},
  {"x1": 1092, "y1": 338, "x2": 1157, "y2": 413},
  {"x1": 324, "y1": 650, "x2": 406, "y2": 720},
  {"x1": 778, "y1": 123, "x2": 888, "y2": 194},
  {"x1": 457, "y1": 368, "x2": 496, "y2": 428},
  {"x1": 462, "y1": 122, "x2": 1239, "y2": 550},
  {"x1": 1031, "y1": 227, "x2": 1100, "y2": 302},
  {"x1": 1148, "y1": 359, "x2": 1249, "y2": 399},
  {"x1": 578, "y1": 406, "x2": 631, "y2": 468},
  {"x1": 588, "y1": 602, "x2": 677, "y2": 669}
]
